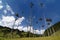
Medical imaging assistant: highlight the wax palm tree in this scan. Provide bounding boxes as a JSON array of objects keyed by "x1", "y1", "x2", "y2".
[
  {"x1": 41, "y1": 25, "x2": 45, "y2": 36},
  {"x1": 11, "y1": 13, "x2": 19, "y2": 38},
  {"x1": 28, "y1": 2, "x2": 34, "y2": 37},
  {"x1": 12, "y1": 13, "x2": 22, "y2": 38},
  {"x1": 38, "y1": 17, "x2": 45, "y2": 37},
  {"x1": 21, "y1": 10, "x2": 24, "y2": 17},
  {"x1": 46, "y1": 18, "x2": 52, "y2": 22},
  {"x1": 46, "y1": 19, "x2": 55, "y2": 36},
  {"x1": 39, "y1": 2, "x2": 55, "y2": 37},
  {"x1": 39, "y1": 18, "x2": 43, "y2": 21},
  {"x1": 46, "y1": 18, "x2": 54, "y2": 36},
  {"x1": 15, "y1": 13, "x2": 19, "y2": 29},
  {"x1": 30, "y1": 2, "x2": 34, "y2": 8},
  {"x1": 47, "y1": 22, "x2": 51, "y2": 36},
  {"x1": 40, "y1": 3, "x2": 44, "y2": 8},
  {"x1": 11, "y1": 13, "x2": 18, "y2": 38},
  {"x1": 40, "y1": 2, "x2": 54, "y2": 36},
  {"x1": 36, "y1": 21, "x2": 39, "y2": 25},
  {"x1": 15, "y1": 13, "x2": 19, "y2": 17},
  {"x1": 39, "y1": 2, "x2": 45, "y2": 37}
]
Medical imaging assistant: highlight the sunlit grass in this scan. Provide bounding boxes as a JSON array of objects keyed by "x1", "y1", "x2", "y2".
[
  {"x1": 0, "y1": 36, "x2": 60, "y2": 40},
  {"x1": 0, "y1": 29, "x2": 60, "y2": 40}
]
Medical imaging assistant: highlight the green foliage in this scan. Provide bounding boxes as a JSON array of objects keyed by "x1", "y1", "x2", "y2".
[
  {"x1": 0, "y1": 22, "x2": 60, "y2": 38},
  {"x1": 0, "y1": 26, "x2": 40, "y2": 38},
  {"x1": 44, "y1": 22, "x2": 60, "y2": 36}
]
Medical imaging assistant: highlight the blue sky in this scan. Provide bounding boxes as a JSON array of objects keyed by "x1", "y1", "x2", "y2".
[
  {"x1": 0, "y1": 0, "x2": 60, "y2": 34},
  {"x1": 5, "y1": 0, "x2": 60, "y2": 28}
]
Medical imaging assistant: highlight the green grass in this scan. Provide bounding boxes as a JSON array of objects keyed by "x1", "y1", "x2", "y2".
[
  {"x1": 51, "y1": 30, "x2": 60, "y2": 37},
  {"x1": 0, "y1": 22, "x2": 60, "y2": 40},
  {"x1": 0, "y1": 29, "x2": 60, "y2": 40},
  {"x1": 0, "y1": 36, "x2": 60, "y2": 40},
  {"x1": 0, "y1": 32, "x2": 60, "y2": 40}
]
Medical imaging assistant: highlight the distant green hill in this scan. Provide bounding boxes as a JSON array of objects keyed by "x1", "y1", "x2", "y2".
[
  {"x1": 44, "y1": 22, "x2": 60, "y2": 36},
  {"x1": 0, "y1": 22, "x2": 60, "y2": 38},
  {"x1": 51, "y1": 29, "x2": 60, "y2": 37},
  {"x1": 0, "y1": 26, "x2": 39, "y2": 38},
  {"x1": 0, "y1": 26, "x2": 20, "y2": 38}
]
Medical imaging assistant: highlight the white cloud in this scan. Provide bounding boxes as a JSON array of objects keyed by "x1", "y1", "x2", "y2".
[
  {"x1": 6, "y1": 4, "x2": 11, "y2": 11},
  {"x1": 0, "y1": 0, "x2": 2, "y2": 4},
  {"x1": 18, "y1": 26, "x2": 23, "y2": 31},
  {"x1": 22, "y1": 26, "x2": 45, "y2": 34},
  {"x1": 0, "y1": 0, "x2": 14, "y2": 15},
  {"x1": 0, "y1": 15, "x2": 45, "y2": 34},
  {"x1": 0, "y1": 5, "x2": 3, "y2": 10},
  {"x1": 15, "y1": 17, "x2": 25, "y2": 26},
  {"x1": 0, "y1": 15, "x2": 25, "y2": 28},
  {"x1": 6, "y1": 4, "x2": 14, "y2": 14},
  {"x1": 34, "y1": 30, "x2": 40, "y2": 34},
  {"x1": 2, "y1": 16, "x2": 15, "y2": 22},
  {"x1": 0, "y1": 16, "x2": 15, "y2": 28},
  {"x1": 40, "y1": 29, "x2": 45, "y2": 34},
  {"x1": 0, "y1": 0, "x2": 45, "y2": 34},
  {"x1": 10, "y1": 10, "x2": 14, "y2": 15},
  {"x1": 22, "y1": 26, "x2": 34, "y2": 33},
  {"x1": 0, "y1": 0, "x2": 3, "y2": 10},
  {"x1": 22, "y1": 27, "x2": 28, "y2": 32},
  {"x1": 33, "y1": 29, "x2": 45, "y2": 34},
  {"x1": 3, "y1": 10, "x2": 7, "y2": 14}
]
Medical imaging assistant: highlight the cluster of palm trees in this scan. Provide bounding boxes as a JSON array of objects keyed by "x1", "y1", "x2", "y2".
[
  {"x1": 28, "y1": 2, "x2": 55, "y2": 37},
  {"x1": 11, "y1": 12, "x2": 24, "y2": 38},
  {"x1": 10, "y1": 1, "x2": 56, "y2": 38}
]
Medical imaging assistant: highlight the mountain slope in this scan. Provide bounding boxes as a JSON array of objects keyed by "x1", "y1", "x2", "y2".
[
  {"x1": 51, "y1": 29, "x2": 60, "y2": 37},
  {"x1": 0, "y1": 26, "x2": 40, "y2": 38},
  {"x1": 0, "y1": 26, "x2": 20, "y2": 38},
  {"x1": 0, "y1": 22, "x2": 60, "y2": 38},
  {"x1": 44, "y1": 22, "x2": 60, "y2": 36}
]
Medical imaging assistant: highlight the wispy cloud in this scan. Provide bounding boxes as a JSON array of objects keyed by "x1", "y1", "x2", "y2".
[
  {"x1": 15, "y1": 17, "x2": 25, "y2": 26},
  {"x1": 3, "y1": 10, "x2": 7, "y2": 14},
  {"x1": 0, "y1": 0, "x2": 2, "y2": 4},
  {"x1": 0, "y1": 5, "x2": 3, "y2": 10},
  {"x1": 5, "y1": 4, "x2": 14, "y2": 15},
  {"x1": 0, "y1": 0, "x2": 3, "y2": 10}
]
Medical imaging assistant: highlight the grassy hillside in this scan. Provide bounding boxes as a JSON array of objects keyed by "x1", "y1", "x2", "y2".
[
  {"x1": 0, "y1": 26, "x2": 21, "y2": 38},
  {"x1": 44, "y1": 22, "x2": 60, "y2": 36},
  {"x1": 51, "y1": 29, "x2": 60, "y2": 37},
  {"x1": 0, "y1": 29, "x2": 60, "y2": 40},
  {"x1": 0, "y1": 35, "x2": 60, "y2": 40},
  {"x1": 0, "y1": 22, "x2": 60, "y2": 40},
  {"x1": 0, "y1": 26, "x2": 40, "y2": 38}
]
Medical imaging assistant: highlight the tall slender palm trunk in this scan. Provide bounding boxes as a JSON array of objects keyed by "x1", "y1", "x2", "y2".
[
  {"x1": 11, "y1": 20, "x2": 15, "y2": 38},
  {"x1": 29, "y1": 2, "x2": 34, "y2": 37},
  {"x1": 51, "y1": 23, "x2": 55, "y2": 36}
]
